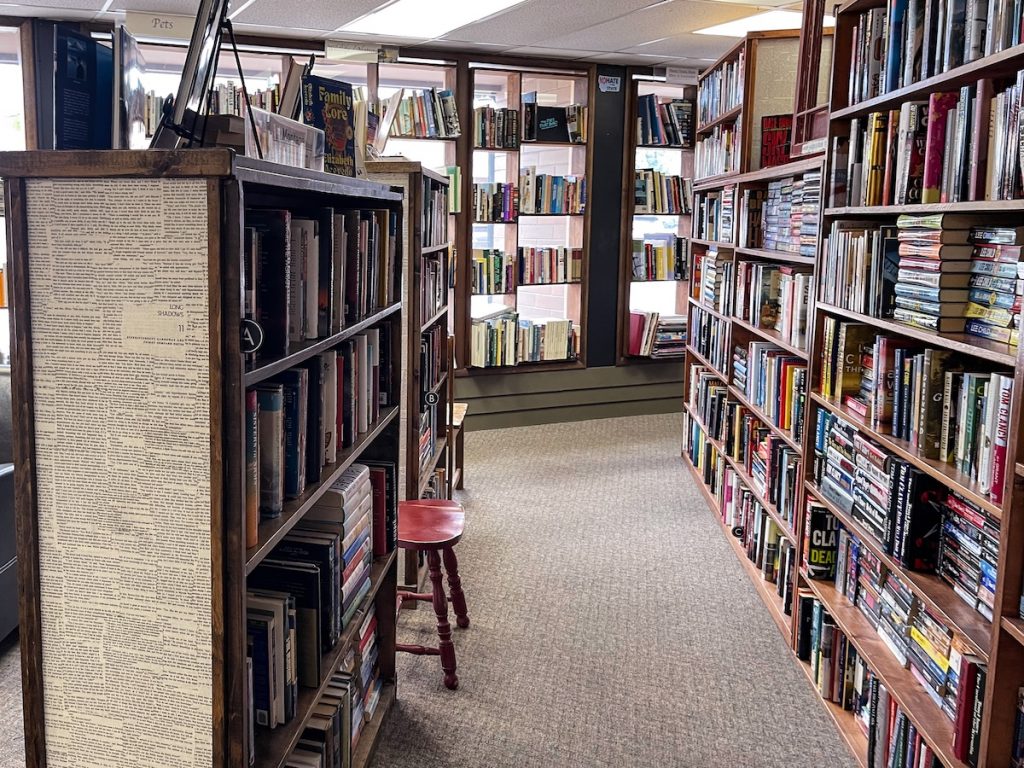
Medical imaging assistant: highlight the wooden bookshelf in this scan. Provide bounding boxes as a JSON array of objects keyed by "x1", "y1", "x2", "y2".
[
  {"x1": 617, "y1": 71, "x2": 694, "y2": 364},
  {"x1": 1, "y1": 149, "x2": 405, "y2": 768},
  {"x1": 457, "y1": 64, "x2": 593, "y2": 371},
  {"x1": 367, "y1": 159, "x2": 454, "y2": 595}
]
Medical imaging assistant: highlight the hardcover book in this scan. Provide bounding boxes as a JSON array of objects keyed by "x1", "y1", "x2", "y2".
[{"x1": 302, "y1": 73, "x2": 356, "y2": 177}]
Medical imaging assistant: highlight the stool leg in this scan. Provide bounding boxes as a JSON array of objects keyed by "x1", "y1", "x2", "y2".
[
  {"x1": 442, "y1": 546, "x2": 470, "y2": 629},
  {"x1": 427, "y1": 549, "x2": 458, "y2": 690}
]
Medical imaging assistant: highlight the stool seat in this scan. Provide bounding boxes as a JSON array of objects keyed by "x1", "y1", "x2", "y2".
[{"x1": 398, "y1": 500, "x2": 465, "y2": 550}]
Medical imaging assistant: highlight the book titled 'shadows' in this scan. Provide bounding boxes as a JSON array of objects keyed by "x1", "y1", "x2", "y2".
[{"x1": 302, "y1": 74, "x2": 356, "y2": 177}]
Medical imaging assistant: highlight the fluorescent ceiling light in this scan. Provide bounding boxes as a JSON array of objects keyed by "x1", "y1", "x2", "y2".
[
  {"x1": 341, "y1": 0, "x2": 528, "y2": 39},
  {"x1": 694, "y1": 9, "x2": 835, "y2": 37}
]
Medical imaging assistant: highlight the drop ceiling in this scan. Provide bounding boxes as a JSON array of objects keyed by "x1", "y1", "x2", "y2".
[{"x1": 3, "y1": 0, "x2": 805, "y2": 67}]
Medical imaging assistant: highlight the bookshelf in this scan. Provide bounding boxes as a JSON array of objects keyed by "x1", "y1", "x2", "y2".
[
  {"x1": 459, "y1": 64, "x2": 592, "y2": 370},
  {"x1": 367, "y1": 158, "x2": 453, "y2": 593},
  {"x1": 1, "y1": 149, "x2": 404, "y2": 768},
  {"x1": 618, "y1": 72, "x2": 694, "y2": 363}
]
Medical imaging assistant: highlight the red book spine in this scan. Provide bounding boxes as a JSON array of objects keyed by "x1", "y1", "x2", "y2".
[
  {"x1": 921, "y1": 92, "x2": 959, "y2": 203},
  {"x1": 953, "y1": 657, "x2": 978, "y2": 759}
]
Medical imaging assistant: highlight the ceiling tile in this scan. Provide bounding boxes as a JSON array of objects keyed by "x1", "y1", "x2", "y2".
[
  {"x1": 232, "y1": 0, "x2": 388, "y2": 33},
  {"x1": 6, "y1": 0, "x2": 106, "y2": 11},
  {"x1": 621, "y1": 31, "x2": 747, "y2": 58},
  {"x1": 111, "y1": 0, "x2": 212, "y2": 13},
  {"x1": 503, "y1": 45, "x2": 607, "y2": 60},
  {"x1": 439, "y1": 0, "x2": 657, "y2": 48}
]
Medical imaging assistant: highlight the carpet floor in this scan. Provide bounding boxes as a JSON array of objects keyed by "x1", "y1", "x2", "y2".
[{"x1": 0, "y1": 413, "x2": 858, "y2": 768}]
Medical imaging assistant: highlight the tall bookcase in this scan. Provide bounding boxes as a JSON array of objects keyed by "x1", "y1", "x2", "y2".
[
  {"x1": 458, "y1": 64, "x2": 593, "y2": 371},
  {"x1": 618, "y1": 72, "x2": 695, "y2": 362},
  {"x1": 2, "y1": 150, "x2": 404, "y2": 768},
  {"x1": 367, "y1": 158, "x2": 453, "y2": 592}
]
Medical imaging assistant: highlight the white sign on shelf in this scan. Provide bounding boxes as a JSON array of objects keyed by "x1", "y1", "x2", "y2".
[
  {"x1": 124, "y1": 12, "x2": 195, "y2": 41},
  {"x1": 325, "y1": 40, "x2": 399, "y2": 63},
  {"x1": 665, "y1": 66, "x2": 700, "y2": 86}
]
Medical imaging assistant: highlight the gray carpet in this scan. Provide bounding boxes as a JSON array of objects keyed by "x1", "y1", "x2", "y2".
[{"x1": 0, "y1": 414, "x2": 857, "y2": 768}]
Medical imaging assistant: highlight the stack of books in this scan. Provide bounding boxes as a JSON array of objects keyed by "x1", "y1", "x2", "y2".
[
  {"x1": 518, "y1": 167, "x2": 586, "y2": 214},
  {"x1": 941, "y1": 492, "x2": 999, "y2": 621},
  {"x1": 691, "y1": 306, "x2": 730, "y2": 373},
  {"x1": 631, "y1": 234, "x2": 686, "y2": 281},
  {"x1": 472, "y1": 182, "x2": 518, "y2": 222},
  {"x1": 633, "y1": 169, "x2": 692, "y2": 214},
  {"x1": 388, "y1": 88, "x2": 460, "y2": 139},
  {"x1": 470, "y1": 313, "x2": 578, "y2": 367},
  {"x1": 629, "y1": 312, "x2": 686, "y2": 358},
  {"x1": 471, "y1": 249, "x2": 514, "y2": 294},
  {"x1": 636, "y1": 94, "x2": 694, "y2": 147},
  {"x1": 797, "y1": 170, "x2": 821, "y2": 257},
  {"x1": 694, "y1": 185, "x2": 737, "y2": 242},
  {"x1": 695, "y1": 247, "x2": 734, "y2": 314},
  {"x1": 893, "y1": 214, "x2": 972, "y2": 333},
  {"x1": 518, "y1": 245, "x2": 582, "y2": 284},
  {"x1": 820, "y1": 221, "x2": 898, "y2": 316},
  {"x1": 473, "y1": 105, "x2": 519, "y2": 149},
  {"x1": 762, "y1": 177, "x2": 796, "y2": 252},
  {"x1": 964, "y1": 225, "x2": 1024, "y2": 346}
]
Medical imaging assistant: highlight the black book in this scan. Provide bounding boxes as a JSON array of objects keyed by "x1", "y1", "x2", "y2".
[
  {"x1": 797, "y1": 592, "x2": 816, "y2": 661},
  {"x1": 315, "y1": 207, "x2": 335, "y2": 338},
  {"x1": 340, "y1": 341, "x2": 357, "y2": 448},
  {"x1": 969, "y1": 664, "x2": 986, "y2": 767},
  {"x1": 248, "y1": 209, "x2": 292, "y2": 357},
  {"x1": 361, "y1": 458, "x2": 397, "y2": 554},
  {"x1": 274, "y1": 531, "x2": 339, "y2": 651},
  {"x1": 249, "y1": 559, "x2": 323, "y2": 687},
  {"x1": 534, "y1": 106, "x2": 570, "y2": 143},
  {"x1": 895, "y1": 467, "x2": 943, "y2": 571},
  {"x1": 804, "y1": 502, "x2": 839, "y2": 579},
  {"x1": 304, "y1": 356, "x2": 325, "y2": 484}
]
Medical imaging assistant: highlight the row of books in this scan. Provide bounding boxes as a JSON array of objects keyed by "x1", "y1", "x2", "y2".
[
  {"x1": 473, "y1": 106, "x2": 519, "y2": 149},
  {"x1": 627, "y1": 312, "x2": 685, "y2": 358},
  {"x1": 749, "y1": 171, "x2": 821, "y2": 257},
  {"x1": 636, "y1": 94, "x2": 694, "y2": 148},
  {"x1": 694, "y1": 124, "x2": 740, "y2": 179},
  {"x1": 939, "y1": 492, "x2": 999, "y2": 622},
  {"x1": 470, "y1": 247, "x2": 584, "y2": 294},
  {"x1": 521, "y1": 100, "x2": 587, "y2": 144},
  {"x1": 387, "y1": 88, "x2": 460, "y2": 139},
  {"x1": 282, "y1": 606, "x2": 384, "y2": 767},
  {"x1": 244, "y1": 328, "x2": 393, "y2": 541},
  {"x1": 518, "y1": 168, "x2": 586, "y2": 215},
  {"x1": 631, "y1": 234, "x2": 687, "y2": 281},
  {"x1": 846, "y1": 1, "x2": 1023, "y2": 107},
  {"x1": 633, "y1": 169, "x2": 692, "y2": 215},
  {"x1": 690, "y1": 306, "x2": 730, "y2": 375},
  {"x1": 446, "y1": 165, "x2": 462, "y2": 214},
  {"x1": 422, "y1": 178, "x2": 449, "y2": 248},
  {"x1": 420, "y1": 325, "x2": 447, "y2": 400},
  {"x1": 820, "y1": 317, "x2": 1013, "y2": 502},
  {"x1": 697, "y1": 51, "x2": 744, "y2": 127},
  {"x1": 732, "y1": 341, "x2": 808, "y2": 443},
  {"x1": 471, "y1": 182, "x2": 518, "y2": 222},
  {"x1": 726, "y1": 473, "x2": 796, "y2": 601},
  {"x1": 694, "y1": 185, "x2": 736, "y2": 243},
  {"x1": 209, "y1": 80, "x2": 281, "y2": 117},
  {"x1": 734, "y1": 261, "x2": 812, "y2": 351},
  {"x1": 693, "y1": 247, "x2": 735, "y2": 315},
  {"x1": 469, "y1": 313, "x2": 578, "y2": 367},
  {"x1": 420, "y1": 247, "x2": 448, "y2": 327},
  {"x1": 245, "y1": 207, "x2": 399, "y2": 359},
  {"x1": 420, "y1": 401, "x2": 440, "y2": 474}
]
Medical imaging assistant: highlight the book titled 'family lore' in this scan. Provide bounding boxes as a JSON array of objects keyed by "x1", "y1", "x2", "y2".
[{"x1": 302, "y1": 73, "x2": 356, "y2": 177}]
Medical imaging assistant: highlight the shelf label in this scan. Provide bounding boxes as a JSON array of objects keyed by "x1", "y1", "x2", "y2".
[
  {"x1": 325, "y1": 39, "x2": 399, "y2": 63},
  {"x1": 665, "y1": 65, "x2": 700, "y2": 85},
  {"x1": 124, "y1": 12, "x2": 195, "y2": 41}
]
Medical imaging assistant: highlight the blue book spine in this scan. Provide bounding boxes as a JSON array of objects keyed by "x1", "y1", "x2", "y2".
[
  {"x1": 247, "y1": 619, "x2": 272, "y2": 727},
  {"x1": 281, "y1": 382, "x2": 303, "y2": 498}
]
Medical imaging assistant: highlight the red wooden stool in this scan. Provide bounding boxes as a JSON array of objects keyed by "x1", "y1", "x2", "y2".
[{"x1": 395, "y1": 499, "x2": 469, "y2": 690}]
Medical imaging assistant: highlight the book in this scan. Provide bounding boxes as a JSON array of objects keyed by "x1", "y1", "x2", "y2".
[{"x1": 301, "y1": 73, "x2": 356, "y2": 177}]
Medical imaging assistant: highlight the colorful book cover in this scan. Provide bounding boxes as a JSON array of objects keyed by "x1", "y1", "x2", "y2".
[
  {"x1": 921, "y1": 92, "x2": 960, "y2": 203},
  {"x1": 302, "y1": 73, "x2": 356, "y2": 177}
]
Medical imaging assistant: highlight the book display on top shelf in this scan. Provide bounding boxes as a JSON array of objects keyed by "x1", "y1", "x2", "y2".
[
  {"x1": 461, "y1": 66, "x2": 590, "y2": 371},
  {"x1": 1, "y1": 149, "x2": 403, "y2": 768}
]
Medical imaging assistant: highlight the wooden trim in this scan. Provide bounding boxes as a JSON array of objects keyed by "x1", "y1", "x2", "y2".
[
  {"x1": 0, "y1": 149, "x2": 235, "y2": 178},
  {"x1": 6, "y1": 176, "x2": 46, "y2": 768},
  {"x1": 18, "y1": 20, "x2": 36, "y2": 152}
]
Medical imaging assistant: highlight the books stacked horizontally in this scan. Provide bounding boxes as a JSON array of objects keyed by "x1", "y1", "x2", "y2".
[
  {"x1": 388, "y1": 88, "x2": 460, "y2": 139},
  {"x1": 820, "y1": 319, "x2": 1014, "y2": 503},
  {"x1": 735, "y1": 261, "x2": 812, "y2": 350},
  {"x1": 473, "y1": 106, "x2": 519, "y2": 149},
  {"x1": 246, "y1": 207, "x2": 400, "y2": 359},
  {"x1": 762, "y1": 177, "x2": 795, "y2": 252},
  {"x1": 736, "y1": 340, "x2": 807, "y2": 441},
  {"x1": 518, "y1": 167, "x2": 586, "y2": 215},
  {"x1": 633, "y1": 169, "x2": 692, "y2": 214},
  {"x1": 628, "y1": 312, "x2": 686, "y2": 358},
  {"x1": 690, "y1": 305, "x2": 730, "y2": 374},
  {"x1": 694, "y1": 185, "x2": 737, "y2": 242},
  {"x1": 820, "y1": 221, "x2": 898, "y2": 316},
  {"x1": 521, "y1": 99, "x2": 587, "y2": 143},
  {"x1": 695, "y1": 247, "x2": 734, "y2": 314},
  {"x1": 246, "y1": 328, "x2": 393, "y2": 544},
  {"x1": 964, "y1": 225, "x2": 1024, "y2": 347},
  {"x1": 941, "y1": 492, "x2": 1000, "y2": 621},
  {"x1": 892, "y1": 214, "x2": 972, "y2": 333},
  {"x1": 518, "y1": 246, "x2": 582, "y2": 285},
  {"x1": 471, "y1": 249, "x2": 514, "y2": 294},
  {"x1": 636, "y1": 94, "x2": 694, "y2": 147},
  {"x1": 472, "y1": 182, "x2": 518, "y2": 222},
  {"x1": 631, "y1": 234, "x2": 686, "y2": 281},
  {"x1": 797, "y1": 171, "x2": 822, "y2": 259},
  {"x1": 470, "y1": 313, "x2": 578, "y2": 367}
]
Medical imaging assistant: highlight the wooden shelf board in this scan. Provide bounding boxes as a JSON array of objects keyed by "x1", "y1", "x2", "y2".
[
  {"x1": 831, "y1": 43, "x2": 1024, "y2": 121},
  {"x1": 1015, "y1": 462, "x2": 1024, "y2": 478},
  {"x1": 421, "y1": 242, "x2": 451, "y2": 255},
  {"x1": 730, "y1": 315, "x2": 809, "y2": 360},
  {"x1": 517, "y1": 280, "x2": 583, "y2": 287},
  {"x1": 690, "y1": 237, "x2": 736, "y2": 249},
  {"x1": 683, "y1": 456, "x2": 791, "y2": 638},
  {"x1": 687, "y1": 294, "x2": 731, "y2": 323},
  {"x1": 418, "y1": 436, "x2": 449, "y2": 497},
  {"x1": 630, "y1": 277, "x2": 686, "y2": 283},
  {"x1": 421, "y1": 304, "x2": 450, "y2": 332},
  {"x1": 253, "y1": 552, "x2": 397, "y2": 768},
  {"x1": 1001, "y1": 616, "x2": 1024, "y2": 648},
  {"x1": 633, "y1": 210, "x2": 691, "y2": 216},
  {"x1": 732, "y1": 156, "x2": 824, "y2": 185},
  {"x1": 636, "y1": 143, "x2": 692, "y2": 150},
  {"x1": 462, "y1": 358, "x2": 584, "y2": 375},
  {"x1": 696, "y1": 104, "x2": 743, "y2": 135},
  {"x1": 390, "y1": 134, "x2": 459, "y2": 141},
  {"x1": 803, "y1": 481, "x2": 992, "y2": 660},
  {"x1": 794, "y1": 659, "x2": 870, "y2": 768},
  {"x1": 245, "y1": 304, "x2": 402, "y2": 387},
  {"x1": 815, "y1": 302, "x2": 1017, "y2": 367},
  {"x1": 472, "y1": 219, "x2": 517, "y2": 225},
  {"x1": 685, "y1": 344, "x2": 729, "y2": 382},
  {"x1": 727, "y1": 379, "x2": 803, "y2": 453},
  {"x1": 826, "y1": 200, "x2": 1024, "y2": 216},
  {"x1": 520, "y1": 139, "x2": 587, "y2": 147},
  {"x1": 734, "y1": 246, "x2": 816, "y2": 265},
  {"x1": 246, "y1": 407, "x2": 400, "y2": 574},
  {"x1": 473, "y1": 145, "x2": 520, "y2": 152},
  {"x1": 352, "y1": 683, "x2": 397, "y2": 768},
  {"x1": 692, "y1": 172, "x2": 740, "y2": 191},
  {"x1": 808, "y1": 392, "x2": 1003, "y2": 519},
  {"x1": 517, "y1": 212, "x2": 586, "y2": 217},
  {"x1": 802, "y1": 578, "x2": 969, "y2": 768}
]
